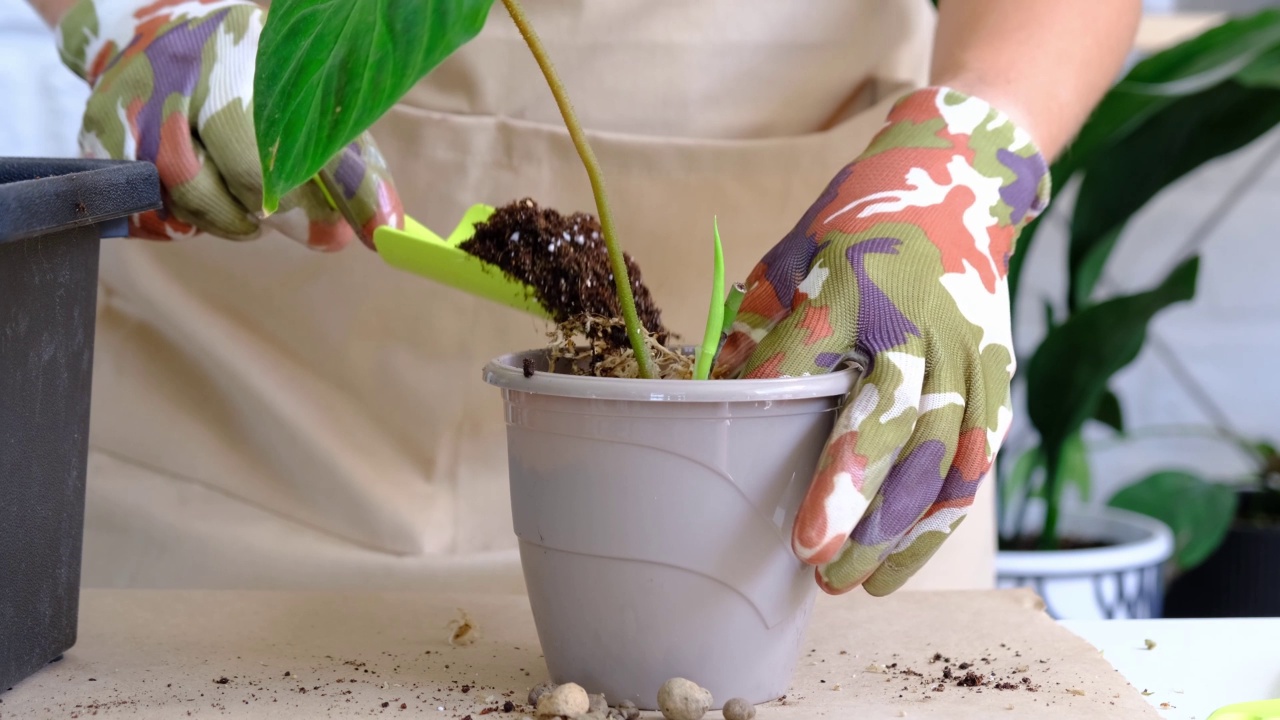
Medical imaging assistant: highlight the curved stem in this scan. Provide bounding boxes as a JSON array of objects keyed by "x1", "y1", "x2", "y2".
[{"x1": 500, "y1": 0, "x2": 656, "y2": 379}]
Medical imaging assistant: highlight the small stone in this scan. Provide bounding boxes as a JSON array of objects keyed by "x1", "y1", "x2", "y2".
[
  {"x1": 529, "y1": 681, "x2": 556, "y2": 707},
  {"x1": 537, "y1": 682, "x2": 589, "y2": 718},
  {"x1": 1144, "y1": 639, "x2": 1157, "y2": 650},
  {"x1": 658, "y1": 678, "x2": 713, "y2": 720},
  {"x1": 588, "y1": 693, "x2": 608, "y2": 714},
  {"x1": 616, "y1": 699, "x2": 641, "y2": 720},
  {"x1": 722, "y1": 697, "x2": 755, "y2": 720}
]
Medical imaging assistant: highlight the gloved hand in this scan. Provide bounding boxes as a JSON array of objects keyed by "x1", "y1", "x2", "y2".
[
  {"x1": 55, "y1": 0, "x2": 402, "y2": 250},
  {"x1": 716, "y1": 87, "x2": 1050, "y2": 596}
]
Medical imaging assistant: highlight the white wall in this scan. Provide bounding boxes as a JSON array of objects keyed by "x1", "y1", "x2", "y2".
[{"x1": 0, "y1": 1, "x2": 88, "y2": 157}]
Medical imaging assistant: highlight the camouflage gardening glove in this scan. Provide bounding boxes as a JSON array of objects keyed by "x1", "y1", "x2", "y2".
[
  {"x1": 55, "y1": 0, "x2": 403, "y2": 250},
  {"x1": 715, "y1": 87, "x2": 1051, "y2": 596}
]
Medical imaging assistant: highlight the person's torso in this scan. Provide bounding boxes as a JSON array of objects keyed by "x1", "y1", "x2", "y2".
[{"x1": 86, "y1": 0, "x2": 941, "y2": 586}]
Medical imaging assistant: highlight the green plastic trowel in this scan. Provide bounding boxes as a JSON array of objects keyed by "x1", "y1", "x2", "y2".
[
  {"x1": 371, "y1": 205, "x2": 552, "y2": 319},
  {"x1": 1207, "y1": 699, "x2": 1280, "y2": 720}
]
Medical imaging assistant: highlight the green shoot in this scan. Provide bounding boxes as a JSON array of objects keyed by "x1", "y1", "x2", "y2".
[
  {"x1": 720, "y1": 282, "x2": 745, "y2": 338},
  {"x1": 694, "y1": 217, "x2": 726, "y2": 380},
  {"x1": 499, "y1": 0, "x2": 656, "y2": 379}
]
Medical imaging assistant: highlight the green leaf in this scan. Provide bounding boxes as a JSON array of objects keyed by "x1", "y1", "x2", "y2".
[
  {"x1": 1063, "y1": 12, "x2": 1280, "y2": 301},
  {"x1": 1060, "y1": 10, "x2": 1280, "y2": 178},
  {"x1": 1007, "y1": 212, "x2": 1043, "y2": 310},
  {"x1": 1059, "y1": 432, "x2": 1092, "y2": 503},
  {"x1": 1070, "y1": 222, "x2": 1124, "y2": 311},
  {"x1": 1108, "y1": 470, "x2": 1238, "y2": 570},
  {"x1": 694, "y1": 217, "x2": 726, "y2": 380},
  {"x1": 1234, "y1": 43, "x2": 1280, "y2": 88},
  {"x1": 1093, "y1": 389, "x2": 1124, "y2": 433},
  {"x1": 1070, "y1": 82, "x2": 1280, "y2": 275},
  {"x1": 1026, "y1": 256, "x2": 1199, "y2": 465},
  {"x1": 1005, "y1": 446, "x2": 1046, "y2": 502},
  {"x1": 254, "y1": 0, "x2": 495, "y2": 210}
]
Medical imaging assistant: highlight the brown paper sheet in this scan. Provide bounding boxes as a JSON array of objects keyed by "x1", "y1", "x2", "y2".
[{"x1": 1, "y1": 588, "x2": 1157, "y2": 719}]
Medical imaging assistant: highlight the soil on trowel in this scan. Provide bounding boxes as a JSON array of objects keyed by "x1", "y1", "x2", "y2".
[{"x1": 460, "y1": 198, "x2": 669, "y2": 350}]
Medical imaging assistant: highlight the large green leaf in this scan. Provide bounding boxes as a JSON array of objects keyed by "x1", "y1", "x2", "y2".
[
  {"x1": 1108, "y1": 470, "x2": 1238, "y2": 570},
  {"x1": 1061, "y1": 12, "x2": 1280, "y2": 314},
  {"x1": 254, "y1": 0, "x2": 495, "y2": 210},
  {"x1": 1069, "y1": 222, "x2": 1123, "y2": 311},
  {"x1": 1007, "y1": 12, "x2": 1280, "y2": 322},
  {"x1": 1003, "y1": 446, "x2": 1045, "y2": 503},
  {"x1": 1092, "y1": 389, "x2": 1124, "y2": 434},
  {"x1": 1026, "y1": 256, "x2": 1199, "y2": 463},
  {"x1": 1059, "y1": 432, "x2": 1092, "y2": 503},
  {"x1": 1234, "y1": 42, "x2": 1280, "y2": 88},
  {"x1": 1069, "y1": 82, "x2": 1280, "y2": 300},
  {"x1": 1060, "y1": 10, "x2": 1280, "y2": 179},
  {"x1": 1007, "y1": 212, "x2": 1042, "y2": 305}
]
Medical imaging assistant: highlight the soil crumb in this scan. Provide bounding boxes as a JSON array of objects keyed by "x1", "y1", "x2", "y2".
[{"x1": 461, "y1": 198, "x2": 669, "y2": 350}]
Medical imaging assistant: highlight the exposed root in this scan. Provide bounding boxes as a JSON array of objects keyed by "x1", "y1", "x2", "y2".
[{"x1": 548, "y1": 315, "x2": 694, "y2": 380}]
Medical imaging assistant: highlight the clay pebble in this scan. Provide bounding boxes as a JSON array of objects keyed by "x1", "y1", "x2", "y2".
[
  {"x1": 722, "y1": 697, "x2": 756, "y2": 720},
  {"x1": 615, "y1": 699, "x2": 641, "y2": 720},
  {"x1": 537, "y1": 682, "x2": 590, "y2": 718},
  {"x1": 529, "y1": 681, "x2": 557, "y2": 707},
  {"x1": 588, "y1": 693, "x2": 609, "y2": 714},
  {"x1": 658, "y1": 678, "x2": 714, "y2": 720}
]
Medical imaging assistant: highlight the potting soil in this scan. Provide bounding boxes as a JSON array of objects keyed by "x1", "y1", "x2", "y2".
[{"x1": 460, "y1": 198, "x2": 669, "y2": 350}]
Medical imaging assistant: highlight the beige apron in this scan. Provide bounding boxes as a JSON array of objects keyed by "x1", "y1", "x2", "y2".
[{"x1": 82, "y1": 0, "x2": 994, "y2": 592}]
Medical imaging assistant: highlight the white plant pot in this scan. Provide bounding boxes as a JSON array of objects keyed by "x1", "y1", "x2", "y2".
[{"x1": 996, "y1": 506, "x2": 1175, "y2": 620}]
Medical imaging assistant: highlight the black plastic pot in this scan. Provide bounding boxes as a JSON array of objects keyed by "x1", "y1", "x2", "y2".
[
  {"x1": 1163, "y1": 490, "x2": 1280, "y2": 618},
  {"x1": 0, "y1": 158, "x2": 160, "y2": 692}
]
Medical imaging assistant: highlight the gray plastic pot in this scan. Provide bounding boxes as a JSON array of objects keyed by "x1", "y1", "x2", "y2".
[{"x1": 483, "y1": 350, "x2": 860, "y2": 710}]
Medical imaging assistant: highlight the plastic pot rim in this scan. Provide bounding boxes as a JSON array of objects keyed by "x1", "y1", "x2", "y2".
[
  {"x1": 996, "y1": 506, "x2": 1175, "y2": 577},
  {"x1": 483, "y1": 348, "x2": 862, "y2": 403}
]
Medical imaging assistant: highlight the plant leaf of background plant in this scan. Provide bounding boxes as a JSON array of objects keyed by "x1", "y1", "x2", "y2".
[
  {"x1": 1108, "y1": 470, "x2": 1239, "y2": 570},
  {"x1": 1068, "y1": 82, "x2": 1280, "y2": 309},
  {"x1": 1025, "y1": 257, "x2": 1199, "y2": 546},
  {"x1": 1002, "y1": 11, "x2": 1280, "y2": 549}
]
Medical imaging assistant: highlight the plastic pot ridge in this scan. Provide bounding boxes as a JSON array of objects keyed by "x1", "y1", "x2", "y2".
[{"x1": 483, "y1": 350, "x2": 861, "y2": 709}]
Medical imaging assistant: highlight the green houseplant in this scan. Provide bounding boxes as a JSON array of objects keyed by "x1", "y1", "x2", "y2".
[
  {"x1": 253, "y1": 0, "x2": 671, "y2": 376},
  {"x1": 1113, "y1": 437, "x2": 1280, "y2": 618},
  {"x1": 996, "y1": 9, "x2": 1280, "y2": 619},
  {"x1": 251, "y1": 0, "x2": 862, "y2": 708}
]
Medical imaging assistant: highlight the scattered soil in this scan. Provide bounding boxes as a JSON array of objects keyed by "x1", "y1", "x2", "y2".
[
  {"x1": 461, "y1": 198, "x2": 669, "y2": 352},
  {"x1": 872, "y1": 649, "x2": 1044, "y2": 696}
]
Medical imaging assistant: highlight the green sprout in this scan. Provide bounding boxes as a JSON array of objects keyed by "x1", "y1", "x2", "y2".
[{"x1": 694, "y1": 217, "x2": 727, "y2": 380}]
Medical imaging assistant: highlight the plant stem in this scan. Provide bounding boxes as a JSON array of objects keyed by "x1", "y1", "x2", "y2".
[
  {"x1": 1038, "y1": 451, "x2": 1062, "y2": 550},
  {"x1": 499, "y1": 0, "x2": 656, "y2": 379},
  {"x1": 1009, "y1": 462, "x2": 1038, "y2": 546},
  {"x1": 720, "y1": 283, "x2": 745, "y2": 337}
]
